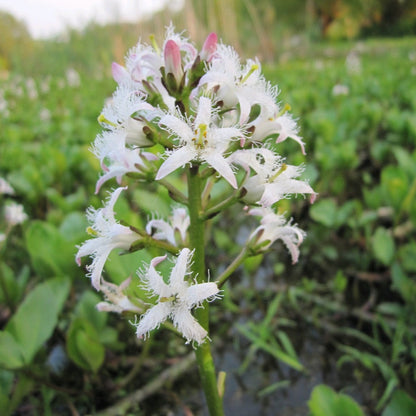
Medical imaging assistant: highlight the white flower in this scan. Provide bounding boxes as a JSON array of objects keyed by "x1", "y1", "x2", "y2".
[
  {"x1": 0, "y1": 178, "x2": 14, "y2": 195},
  {"x1": 39, "y1": 108, "x2": 51, "y2": 122},
  {"x1": 146, "y1": 207, "x2": 190, "y2": 246},
  {"x1": 136, "y1": 248, "x2": 220, "y2": 345},
  {"x1": 5, "y1": 203, "x2": 27, "y2": 226},
  {"x1": 96, "y1": 277, "x2": 143, "y2": 314},
  {"x1": 97, "y1": 85, "x2": 162, "y2": 166},
  {"x1": 113, "y1": 29, "x2": 190, "y2": 112},
  {"x1": 199, "y1": 44, "x2": 277, "y2": 124},
  {"x1": 249, "y1": 206, "x2": 306, "y2": 263},
  {"x1": 66, "y1": 68, "x2": 81, "y2": 87},
  {"x1": 332, "y1": 84, "x2": 349, "y2": 96},
  {"x1": 346, "y1": 51, "x2": 361, "y2": 74},
  {"x1": 127, "y1": 44, "x2": 162, "y2": 83},
  {"x1": 25, "y1": 78, "x2": 38, "y2": 100},
  {"x1": 100, "y1": 83, "x2": 158, "y2": 145},
  {"x1": 156, "y1": 96, "x2": 243, "y2": 188},
  {"x1": 247, "y1": 107, "x2": 306, "y2": 154},
  {"x1": 273, "y1": 113, "x2": 306, "y2": 153},
  {"x1": 76, "y1": 187, "x2": 139, "y2": 290},
  {"x1": 231, "y1": 148, "x2": 316, "y2": 206},
  {"x1": 92, "y1": 130, "x2": 158, "y2": 193}
]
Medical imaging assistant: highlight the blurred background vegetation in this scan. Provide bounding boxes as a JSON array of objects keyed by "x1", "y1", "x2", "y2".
[
  {"x1": 1, "y1": 0, "x2": 416, "y2": 75},
  {"x1": 0, "y1": 0, "x2": 416, "y2": 415}
]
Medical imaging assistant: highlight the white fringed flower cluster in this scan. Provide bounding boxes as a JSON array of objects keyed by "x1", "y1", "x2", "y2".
[{"x1": 77, "y1": 25, "x2": 315, "y2": 345}]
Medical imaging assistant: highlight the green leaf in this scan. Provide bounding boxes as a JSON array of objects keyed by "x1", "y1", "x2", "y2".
[
  {"x1": 75, "y1": 329, "x2": 105, "y2": 373},
  {"x1": 0, "y1": 278, "x2": 70, "y2": 369},
  {"x1": 0, "y1": 332, "x2": 25, "y2": 370},
  {"x1": 237, "y1": 324, "x2": 304, "y2": 372},
  {"x1": 372, "y1": 227, "x2": 395, "y2": 266},
  {"x1": 0, "y1": 264, "x2": 30, "y2": 308},
  {"x1": 59, "y1": 211, "x2": 88, "y2": 244},
  {"x1": 25, "y1": 221, "x2": 78, "y2": 278},
  {"x1": 308, "y1": 384, "x2": 364, "y2": 416},
  {"x1": 105, "y1": 249, "x2": 152, "y2": 285},
  {"x1": 310, "y1": 198, "x2": 337, "y2": 227},
  {"x1": 0, "y1": 263, "x2": 19, "y2": 306},
  {"x1": 392, "y1": 146, "x2": 416, "y2": 177},
  {"x1": 0, "y1": 370, "x2": 14, "y2": 413},
  {"x1": 391, "y1": 263, "x2": 416, "y2": 303},
  {"x1": 398, "y1": 241, "x2": 416, "y2": 272},
  {"x1": 66, "y1": 318, "x2": 105, "y2": 372},
  {"x1": 333, "y1": 270, "x2": 348, "y2": 292},
  {"x1": 74, "y1": 291, "x2": 107, "y2": 331},
  {"x1": 382, "y1": 389, "x2": 416, "y2": 416},
  {"x1": 381, "y1": 166, "x2": 409, "y2": 211}
]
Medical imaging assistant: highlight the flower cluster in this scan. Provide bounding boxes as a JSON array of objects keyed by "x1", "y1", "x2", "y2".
[
  {"x1": 77, "y1": 26, "x2": 315, "y2": 346},
  {"x1": 0, "y1": 178, "x2": 28, "y2": 243}
]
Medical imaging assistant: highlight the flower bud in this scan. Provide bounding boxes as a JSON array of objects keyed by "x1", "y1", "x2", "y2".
[
  {"x1": 200, "y1": 32, "x2": 217, "y2": 61},
  {"x1": 164, "y1": 40, "x2": 183, "y2": 86}
]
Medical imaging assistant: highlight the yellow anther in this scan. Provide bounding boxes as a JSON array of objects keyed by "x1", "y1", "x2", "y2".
[
  {"x1": 160, "y1": 295, "x2": 176, "y2": 303},
  {"x1": 192, "y1": 124, "x2": 208, "y2": 149},
  {"x1": 277, "y1": 103, "x2": 292, "y2": 117},
  {"x1": 86, "y1": 226, "x2": 98, "y2": 237},
  {"x1": 149, "y1": 34, "x2": 160, "y2": 54},
  {"x1": 241, "y1": 64, "x2": 259, "y2": 84},
  {"x1": 98, "y1": 113, "x2": 117, "y2": 127}
]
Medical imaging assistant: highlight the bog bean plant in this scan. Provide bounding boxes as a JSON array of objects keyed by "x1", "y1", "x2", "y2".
[
  {"x1": 0, "y1": 25, "x2": 415, "y2": 415},
  {"x1": 76, "y1": 25, "x2": 316, "y2": 415}
]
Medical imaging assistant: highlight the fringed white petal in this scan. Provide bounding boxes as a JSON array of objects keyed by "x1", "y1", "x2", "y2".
[
  {"x1": 185, "y1": 282, "x2": 220, "y2": 308},
  {"x1": 136, "y1": 303, "x2": 171, "y2": 339},
  {"x1": 204, "y1": 153, "x2": 237, "y2": 189},
  {"x1": 172, "y1": 307, "x2": 208, "y2": 345},
  {"x1": 146, "y1": 219, "x2": 175, "y2": 246},
  {"x1": 155, "y1": 146, "x2": 196, "y2": 180},
  {"x1": 170, "y1": 248, "x2": 191, "y2": 290}
]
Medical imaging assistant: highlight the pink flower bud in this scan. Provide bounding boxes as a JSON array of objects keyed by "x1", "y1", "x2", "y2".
[
  {"x1": 111, "y1": 62, "x2": 129, "y2": 83},
  {"x1": 200, "y1": 33, "x2": 217, "y2": 61},
  {"x1": 164, "y1": 40, "x2": 183, "y2": 83}
]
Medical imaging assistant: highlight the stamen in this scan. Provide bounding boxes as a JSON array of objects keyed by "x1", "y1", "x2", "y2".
[
  {"x1": 192, "y1": 124, "x2": 208, "y2": 149},
  {"x1": 97, "y1": 113, "x2": 117, "y2": 127},
  {"x1": 241, "y1": 64, "x2": 259, "y2": 84},
  {"x1": 277, "y1": 103, "x2": 292, "y2": 117},
  {"x1": 269, "y1": 163, "x2": 287, "y2": 182},
  {"x1": 149, "y1": 34, "x2": 160, "y2": 54},
  {"x1": 160, "y1": 295, "x2": 176, "y2": 303},
  {"x1": 86, "y1": 226, "x2": 98, "y2": 236}
]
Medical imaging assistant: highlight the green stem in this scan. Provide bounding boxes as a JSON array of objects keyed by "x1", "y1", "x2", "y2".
[
  {"x1": 158, "y1": 178, "x2": 188, "y2": 205},
  {"x1": 187, "y1": 165, "x2": 224, "y2": 416},
  {"x1": 217, "y1": 246, "x2": 250, "y2": 289},
  {"x1": 203, "y1": 191, "x2": 240, "y2": 220},
  {"x1": 129, "y1": 235, "x2": 179, "y2": 255}
]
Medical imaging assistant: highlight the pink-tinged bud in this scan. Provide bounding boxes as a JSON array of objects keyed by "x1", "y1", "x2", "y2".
[
  {"x1": 164, "y1": 40, "x2": 183, "y2": 83},
  {"x1": 112, "y1": 62, "x2": 129, "y2": 84},
  {"x1": 151, "y1": 254, "x2": 167, "y2": 268},
  {"x1": 200, "y1": 32, "x2": 217, "y2": 61}
]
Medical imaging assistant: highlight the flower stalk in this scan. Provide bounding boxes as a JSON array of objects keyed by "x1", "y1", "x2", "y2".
[{"x1": 187, "y1": 165, "x2": 225, "y2": 416}]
